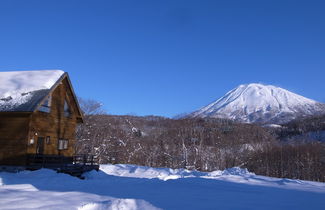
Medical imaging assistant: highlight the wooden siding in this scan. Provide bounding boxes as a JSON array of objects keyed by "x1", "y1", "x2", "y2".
[
  {"x1": 0, "y1": 113, "x2": 30, "y2": 165},
  {"x1": 28, "y1": 77, "x2": 79, "y2": 157}
]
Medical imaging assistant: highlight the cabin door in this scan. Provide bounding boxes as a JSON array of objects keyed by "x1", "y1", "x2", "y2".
[{"x1": 36, "y1": 137, "x2": 45, "y2": 154}]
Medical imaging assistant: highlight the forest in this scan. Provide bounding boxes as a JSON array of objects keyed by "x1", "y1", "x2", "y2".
[{"x1": 76, "y1": 99, "x2": 325, "y2": 182}]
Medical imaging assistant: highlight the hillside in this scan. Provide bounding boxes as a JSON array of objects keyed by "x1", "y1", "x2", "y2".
[
  {"x1": 76, "y1": 114, "x2": 325, "y2": 182},
  {"x1": 76, "y1": 115, "x2": 275, "y2": 171},
  {"x1": 270, "y1": 114, "x2": 325, "y2": 142}
]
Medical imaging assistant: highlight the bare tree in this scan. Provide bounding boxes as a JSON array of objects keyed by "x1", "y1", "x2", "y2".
[{"x1": 78, "y1": 97, "x2": 106, "y2": 115}]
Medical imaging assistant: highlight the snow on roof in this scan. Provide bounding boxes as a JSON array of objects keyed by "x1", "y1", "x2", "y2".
[{"x1": 0, "y1": 70, "x2": 65, "y2": 112}]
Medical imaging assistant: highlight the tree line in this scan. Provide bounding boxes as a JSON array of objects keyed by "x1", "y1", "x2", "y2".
[{"x1": 75, "y1": 99, "x2": 325, "y2": 182}]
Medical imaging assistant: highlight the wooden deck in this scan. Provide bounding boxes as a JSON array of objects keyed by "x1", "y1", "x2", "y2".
[{"x1": 26, "y1": 154, "x2": 99, "y2": 178}]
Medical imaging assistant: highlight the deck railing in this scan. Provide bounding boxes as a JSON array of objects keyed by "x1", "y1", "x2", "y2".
[
  {"x1": 26, "y1": 154, "x2": 98, "y2": 168},
  {"x1": 73, "y1": 154, "x2": 98, "y2": 166},
  {"x1": 25, "y1": 154, "x2": 99, "y2": 177}
]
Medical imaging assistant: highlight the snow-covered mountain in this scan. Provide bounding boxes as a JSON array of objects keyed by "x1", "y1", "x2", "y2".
[{"x1": 189, "y1": 83, "x2": 325, "y2": 124}]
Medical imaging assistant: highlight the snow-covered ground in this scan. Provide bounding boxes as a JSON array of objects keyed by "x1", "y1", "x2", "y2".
[{"x1": 1, "y1": 164, "x2": 325, "y2": 210}]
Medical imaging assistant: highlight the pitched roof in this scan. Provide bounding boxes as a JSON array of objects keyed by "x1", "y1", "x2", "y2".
[{"x1": 0, "y1": 70, "x2": 65, "y2": 112}]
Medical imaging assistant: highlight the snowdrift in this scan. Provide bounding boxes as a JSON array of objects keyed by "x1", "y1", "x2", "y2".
[{"x1": 1, "y1": 164, "x2": 325, "y2": 210}]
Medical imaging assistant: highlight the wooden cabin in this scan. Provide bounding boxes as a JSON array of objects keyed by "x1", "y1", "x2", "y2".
[{"x1": 0, "y1": 70, "x2": 84, "y2": 167}]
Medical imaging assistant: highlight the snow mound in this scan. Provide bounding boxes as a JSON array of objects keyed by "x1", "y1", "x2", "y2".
[
  {"x1": 88, "y1": 164, "x2": 204, "y2": 181},
  {"x1": 89, "y1": 164, "x2": 325, "y2": 192},
  {"x1": 190, "y1": 83, "x2": 325, "y2": 124},
  {"x1": 0, "y1": 168, "x2": 160, "y2": 210},
  {"x1": 78, "y1": 199, "x2": 159, "y2": 210},
  {"x1": 208, "y1": 167, "x2": 253, "y2": 176},
  {"x1": 96, "y1": 165, "x2": 254, "y2": 180}
]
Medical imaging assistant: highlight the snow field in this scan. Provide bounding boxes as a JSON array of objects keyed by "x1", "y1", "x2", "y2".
[{"x1": 1, "y1": 164, "x2": 325, "y2": 210}]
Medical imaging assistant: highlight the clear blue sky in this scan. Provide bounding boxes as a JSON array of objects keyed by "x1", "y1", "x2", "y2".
[{"x1": 0, "y1": 0, "x2": 324, "y2": 117}]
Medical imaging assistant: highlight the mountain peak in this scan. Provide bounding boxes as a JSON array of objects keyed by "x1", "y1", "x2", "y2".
[{"x1": 190, "y1": 83, "x2": 325, "y2": 124}]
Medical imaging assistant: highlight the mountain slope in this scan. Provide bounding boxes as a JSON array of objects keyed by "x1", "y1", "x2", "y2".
[{"x1": 190, "y1": 83, "x2": 325, "y2": 124}]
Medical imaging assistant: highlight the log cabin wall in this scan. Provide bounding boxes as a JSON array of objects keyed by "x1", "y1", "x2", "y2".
[
  {"x1": 0, "y1": 113, "x2": 30, "y2": 165},
  {"x1": 28, "y1": 77, "x2": 80, "y2": 157}
]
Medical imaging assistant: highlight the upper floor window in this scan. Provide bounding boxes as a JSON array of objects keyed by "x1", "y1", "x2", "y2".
[
  {"x1": 64, "y1": 99, "x2": 72, "y2": 117},
  {"x1": 38, "y1": 94, "x2": 52, "y2": 113}
]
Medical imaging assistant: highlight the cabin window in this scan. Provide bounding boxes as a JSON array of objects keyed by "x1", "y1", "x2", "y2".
[
  {"x1": 38, "y1": 94, "x2": 52, "y2": 113},
  {"x1": 64, "y1": 100, "x2": 72, "y2": 117},
  {"x1": 58, "y1": 139, "x2": 69, "y2": 150},
  {"x1": 46, "y1": 136, "x2": 51, "y2": 144}
]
